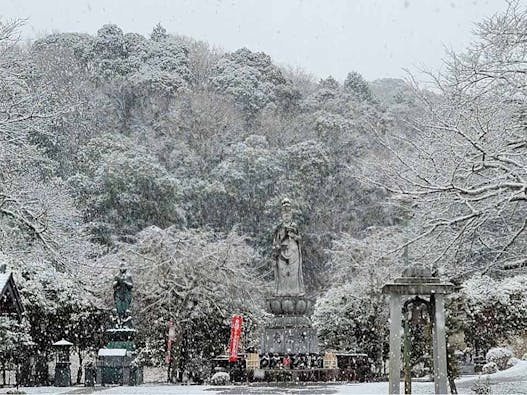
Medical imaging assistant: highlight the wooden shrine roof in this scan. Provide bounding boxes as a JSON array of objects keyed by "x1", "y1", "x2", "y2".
[{"x1": 0, "y1": 271, "x2": 24, "y2": 319}]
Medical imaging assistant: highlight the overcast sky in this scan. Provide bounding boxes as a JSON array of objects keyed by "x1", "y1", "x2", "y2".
[{"x1": 3, "y1": 0, "x2": 508, "y2": 81}]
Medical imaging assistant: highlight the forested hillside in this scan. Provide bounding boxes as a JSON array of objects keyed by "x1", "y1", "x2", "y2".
[{"x1": 1, "y1": 2, "x2": 527, "y2": 383}]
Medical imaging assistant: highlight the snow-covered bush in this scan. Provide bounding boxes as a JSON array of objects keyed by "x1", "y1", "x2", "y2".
[
  {"x1": 186, "y1": 355, "x2": 211, "y2": 384},
  {"x1": 486, "y1": 347, "x2": 513, "y2": 371},
  {"x1": 472, "y1": 377, "x2": 492, "y2": 394},
  {"x1": 461, "y1": 275, "x2": 527, "y2": 353},
  {"x1": 504, "y1": 334, "x2": 527, "y2": 363},
  {"x1": 481, "y1": 362, "x2": 498, "y2": 374},
  {"x1": 506, "y1": 357, "x2": 520, "y2": 369},
  {"x1": 0, "y1": 316, "x2": 33, "y2": 371},
  {"x1": 411, "y1": 362, "x2": 430, "y2": 378},
  {"x1": 209, "y1": 371, "x2": 230, "y2": 385}
]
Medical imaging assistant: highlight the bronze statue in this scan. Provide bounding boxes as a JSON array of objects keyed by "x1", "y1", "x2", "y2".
[
  {"x1": 272, "y1": 198, "x2": 305, "y2": 296},
  {"x1": 113, "y1": 262, "x2": 133, "y2": 327}
]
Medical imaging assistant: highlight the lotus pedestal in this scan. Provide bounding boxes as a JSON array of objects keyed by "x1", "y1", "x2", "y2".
[{"x1": 260, "y1": 295, "x2": 319, "y2": 355}]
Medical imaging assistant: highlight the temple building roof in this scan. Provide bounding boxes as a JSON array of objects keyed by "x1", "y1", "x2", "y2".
[{"x1": 0, "y1": 267, "x2": 24, "y2": 319}]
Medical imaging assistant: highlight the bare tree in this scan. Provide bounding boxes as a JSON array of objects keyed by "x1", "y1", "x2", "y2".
[{"x1": 361, "y1": 1, "x2": 527, "y2": 277}]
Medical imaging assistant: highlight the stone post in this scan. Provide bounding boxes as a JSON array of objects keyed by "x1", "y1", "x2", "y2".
[
  {"x1": 389, "y1": 294, "x2": 402, "y2": 395},
  {"x1": 96, "y1": 366, "x2": 102, "y2": 385},
  {"x1": 432, "y1": 294, "x2": 448, "y2": 395}
]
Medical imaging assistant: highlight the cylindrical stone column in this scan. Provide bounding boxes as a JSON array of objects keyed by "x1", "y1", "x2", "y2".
[
  {"x1": 389, "y1": 294, "x2": 402, "y2": 395},
  {"x1": 432, "y1": 294, "x2": 448, "y2": 395}
]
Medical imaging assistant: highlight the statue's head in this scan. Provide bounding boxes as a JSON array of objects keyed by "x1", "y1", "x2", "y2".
[
  {"x1": 281, "y1": 198, "x2": 293, "y2": 222},
  {"x1": 119, "y1": 261, "x2": 127, "y2": 273}
]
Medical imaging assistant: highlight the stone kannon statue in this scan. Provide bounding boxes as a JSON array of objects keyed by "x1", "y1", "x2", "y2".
[
  {"x1": 113, "y1": 262, "x2": 133, "y2": 327},
  {"x1": 272, "y1": 198, "x2": 305, "y2": 296}
]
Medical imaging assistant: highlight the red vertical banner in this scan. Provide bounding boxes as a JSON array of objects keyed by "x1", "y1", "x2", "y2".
[
  {"x1": 228, "y1": 315, "x2": 243, "y2": 362},
  {"x1": 166, "y1": 320, "x2": 176, "y2": 364}
]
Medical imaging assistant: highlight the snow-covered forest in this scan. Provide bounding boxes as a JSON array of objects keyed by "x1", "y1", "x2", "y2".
[{"x1": 1, "y1": 1, "x2": 527, "y2": 385}]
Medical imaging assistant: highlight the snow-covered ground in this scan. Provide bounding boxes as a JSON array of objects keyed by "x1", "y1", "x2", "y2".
[{"x1": 2, "y1": 361, "x2": 527, "y2": 394}]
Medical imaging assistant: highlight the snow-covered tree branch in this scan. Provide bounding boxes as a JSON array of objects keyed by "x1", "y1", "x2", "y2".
[{"x1": 361, "y1": 1, "x2": 527, "y2": 277}]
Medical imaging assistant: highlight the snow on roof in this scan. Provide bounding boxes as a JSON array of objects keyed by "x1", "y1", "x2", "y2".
[
  {"x1": 0, "y1": 273, "x2": 10, "y2": 294},
  {"x1": 53, "y1": 339, "x2": 73, "y2": 347},
  {"x1": 335, "y1": 353, "x2": 368, "y2": 357},
  {"x1": 98, "y1": 348, "x2": 128, "y2": 357}
]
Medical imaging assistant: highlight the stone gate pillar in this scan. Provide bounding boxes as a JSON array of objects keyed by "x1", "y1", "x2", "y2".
[
  {"x1": 432, "y1": 294, "x2": 448, "y2": 395},
  {"x1": 388, "y1": 294, "x2": 402, "y2": 395}
]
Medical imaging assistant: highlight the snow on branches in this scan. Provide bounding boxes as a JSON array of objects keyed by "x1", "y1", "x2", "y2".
[{"x1": 362, "y1": 1, "x2": 527, "y2": 277}]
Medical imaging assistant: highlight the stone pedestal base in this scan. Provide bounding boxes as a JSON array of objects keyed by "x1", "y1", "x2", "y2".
[
  {"x1": 54, "y1": 362, "x2": 71, "y2": 387},
  {"x1": 261, "y1": 316, "x2": 319, "y2": 355},
  {"x1": 96, "y1": 349, "x2": 143, "y2": 386},
  {"x1": 96, "y1": 328, "x2": 142, "y2": 386},
  {"x1": 106, "y1": 328, "x2": 136, "y2": 351},
  {"x1": 261, "y1": 295, "x2": 319, "y2": 355}
]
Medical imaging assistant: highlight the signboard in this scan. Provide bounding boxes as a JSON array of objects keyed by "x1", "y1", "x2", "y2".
[{"x1": 228, "y1": 315, "x2": 243, "y2": 362}]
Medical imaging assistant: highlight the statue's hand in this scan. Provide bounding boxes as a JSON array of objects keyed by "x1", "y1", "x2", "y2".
[
  {"x1": 289, "y1": 233, "x2": 300, "y2": 241},
  {"x1": 272, "y1": 246, "x2": 280, "y2": 259}
]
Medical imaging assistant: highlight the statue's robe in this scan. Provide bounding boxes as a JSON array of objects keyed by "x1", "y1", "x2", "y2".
[
  {"x1": 113, "y1": 274, "x2": 133, "y2": 316},
  {"x1": 273, "y1": 222, "x2": 305, "y2": 296}
]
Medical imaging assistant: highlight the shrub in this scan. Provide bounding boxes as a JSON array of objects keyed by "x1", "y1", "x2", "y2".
[
  {"x1": 486, "y1": 347, "x2": 513, "y2": 370},
  {"x1": 471, "y1": 376, "x2": 492, "y2": 394},
  {"x1": 481, "y1": 362, "x2": 498, "y2": 374},
  {"x1": 506, "y1": 357, "x2": 520, "y2": 369},
  {"x1": 209, "y1": 371, "x2": 230, "y2": 385}
]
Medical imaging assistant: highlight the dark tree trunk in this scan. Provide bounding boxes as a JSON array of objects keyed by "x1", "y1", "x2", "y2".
[
  {"x1": 19, "y1": 358, "x2": 33, "y2": 386},
  {"x1": 35, "y1": 354, "x2": 49, "y2": 385},
  {"x1": 77, "y1": 351, "x2": 83, "y2": 385}
]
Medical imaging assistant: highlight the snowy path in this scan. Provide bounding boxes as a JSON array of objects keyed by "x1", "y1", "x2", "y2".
[{"x1": 2, "y1": 361, "x2": 527, "y2": 394}]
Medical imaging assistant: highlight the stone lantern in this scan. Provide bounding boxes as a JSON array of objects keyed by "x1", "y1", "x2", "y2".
[
  {"x1": 382, "y1": 264, "x2": 454, "y2": 395},
  {"x1": 52, "y1": 339, "x2": 73, "y2": 387}
]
